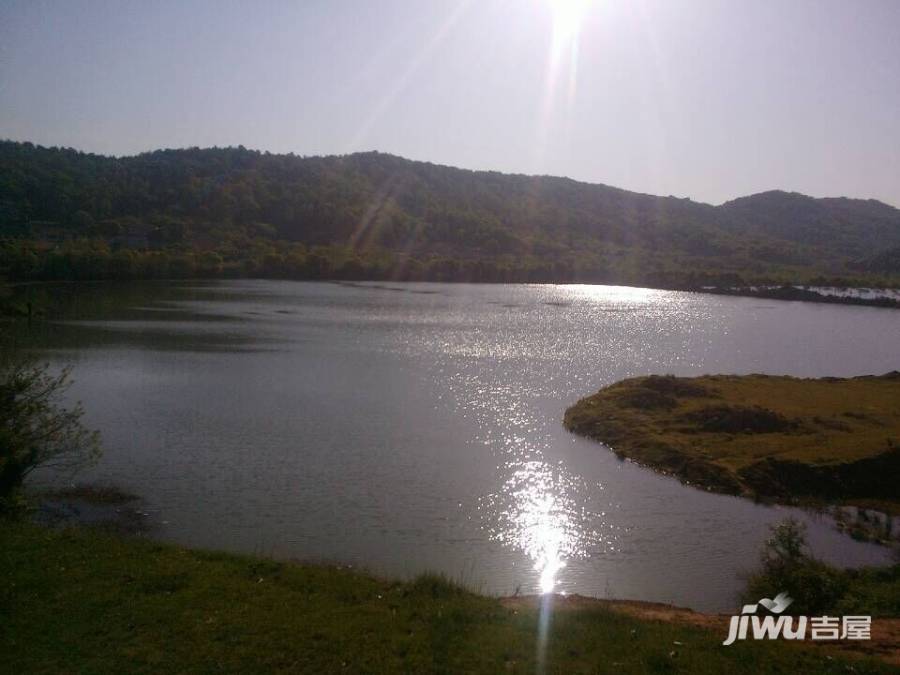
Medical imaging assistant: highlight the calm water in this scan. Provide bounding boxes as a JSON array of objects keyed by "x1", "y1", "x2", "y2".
[{"x1": 19, "y1": 280, "x2": 900, "y2": 611}]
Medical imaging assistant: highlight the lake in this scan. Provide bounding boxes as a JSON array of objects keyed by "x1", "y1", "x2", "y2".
[{"x1": 19, "y1": 280, "x2": 900, "y2": 611}]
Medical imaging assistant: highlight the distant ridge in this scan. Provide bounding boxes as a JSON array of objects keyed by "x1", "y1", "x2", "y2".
[{"x1": 2, "y1": 141, "x2": 899, "y2": 285}]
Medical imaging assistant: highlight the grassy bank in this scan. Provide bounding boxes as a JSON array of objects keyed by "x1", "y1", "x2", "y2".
[
  {"x1": 2, "y1": 520, "x2": 895, "y2": 674},
  {"x1": 564, "y1": 373, "x2": 900, "y2": 514}
]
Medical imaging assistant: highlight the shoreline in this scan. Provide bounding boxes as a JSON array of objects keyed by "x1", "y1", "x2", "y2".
[{"x1": 5, "y1": 277, "x2": 900, "y2": 312}]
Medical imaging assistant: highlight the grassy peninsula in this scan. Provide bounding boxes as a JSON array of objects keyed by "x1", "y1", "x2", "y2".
[
  {"x1": 564, "y1": 373, "x2": 900, "y2": 513},
  {"x1": 2, "y1": 519, "x2": 898, "y2": 673}
]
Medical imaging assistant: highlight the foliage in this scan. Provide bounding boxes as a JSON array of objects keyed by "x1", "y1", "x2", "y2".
[
  {"x1": 683, "y1": 405, "x2": 797, "y2": 434},
  {"x1": 1, "y1": 141, "x2": 899, "y2": 287},
  {"x1": 742, "y1": 518, "x2": 900, "y2": 617},
  {"x1": 761, "y1": 518, "x2": 808, "y2": 570},
  {"x1": 0, "y1": 352, "x2": 100, "y2": 509}
]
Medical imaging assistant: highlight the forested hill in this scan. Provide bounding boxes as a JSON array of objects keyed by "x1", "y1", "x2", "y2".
[{"x1": 1, "y1": 140, "x2": 899, "y2": 286}]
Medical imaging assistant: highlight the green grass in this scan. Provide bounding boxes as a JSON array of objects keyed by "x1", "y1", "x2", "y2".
[
  {"x1": 564, "y1": 373, "x2": 900, "y2": 511},
  {"x1": 0, "y1": 520, "x2": 895, "y2": 674}
]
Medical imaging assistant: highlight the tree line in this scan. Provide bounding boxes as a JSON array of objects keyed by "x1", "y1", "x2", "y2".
[{"x1": 1, "y1": 141, "x2": 898, "y2": 287}]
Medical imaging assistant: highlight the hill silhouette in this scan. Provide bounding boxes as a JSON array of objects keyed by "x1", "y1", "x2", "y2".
[{"x1": 1, "y1": 141, "x2": 898, "y2": 287}]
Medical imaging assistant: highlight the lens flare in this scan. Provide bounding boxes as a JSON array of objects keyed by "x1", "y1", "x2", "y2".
[
  {"x1": 547, "y1": 0, "x2": 592, "y2": 45},
  {"x1": 532, "y1": 0, "x2": 593, "y2": 170}
]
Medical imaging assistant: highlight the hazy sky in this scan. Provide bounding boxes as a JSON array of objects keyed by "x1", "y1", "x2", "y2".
[{"x1": 2, "y1": 0, "x2": 899, "y2": 206}]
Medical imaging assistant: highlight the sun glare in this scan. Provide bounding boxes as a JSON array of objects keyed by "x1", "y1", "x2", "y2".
[
  {"x1": 536, "y1": 0, "x2": 594, "y2": 135},
  {"x1": 548, "y1": 0, "x2": 592, "y2": 44}
]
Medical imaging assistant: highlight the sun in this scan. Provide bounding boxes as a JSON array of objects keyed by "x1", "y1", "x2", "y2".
[{"x1": 547, "y1": 0, "x2": 592, "y2": 44}]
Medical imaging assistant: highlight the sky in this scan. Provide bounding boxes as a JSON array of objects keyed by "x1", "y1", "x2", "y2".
[{"x1": 2, "y1": 0, "x2": 899, "y2": 207}]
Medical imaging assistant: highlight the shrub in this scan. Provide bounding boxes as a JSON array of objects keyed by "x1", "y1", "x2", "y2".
[
  {"x1": 0, "y1": 352, "x2": 100, "y2": 511},
  {"x1": 614, "y1": 387, "x2": 677, "y2": 411},
  {"x1": 684, "y1": 405, "x2": 796, "y2": 434},
  {"x1": 640, "y1": 375, "x2": 712, "y2": 398},
  {"x1": 742, "y1": 519, "x2": 857, "y2": 616}
]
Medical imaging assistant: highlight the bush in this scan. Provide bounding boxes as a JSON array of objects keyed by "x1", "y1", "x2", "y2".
[
  {"x1": 685, "y1": 405, "x2": 796, "y2": 434},
  {"x1": 741, "y1": 518, "x2": 898, "y2": 616},
  {"x1": 0, "y1": 352, "x2": 100, "y2": 511},
  {"x1": 614, "y1": 387, "x2": 678, "y2": 411},
  {"x1": 640, "y1": 375, "x2": 712, "y2": 398}
]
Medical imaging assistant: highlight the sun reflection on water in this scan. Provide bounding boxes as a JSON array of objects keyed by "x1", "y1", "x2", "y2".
[
  {"x1": 479, "y1": 456, "x2": 613, "y2": 594},
  {"x1": 412, "y1": 284, "x2": 666, "y2": 595},
  {"x1": 508, "y1": 462, "x2": 568, "y2": 594},
  {"x1": 562, "y1": 283, "x2": 668, "y2": 306}
]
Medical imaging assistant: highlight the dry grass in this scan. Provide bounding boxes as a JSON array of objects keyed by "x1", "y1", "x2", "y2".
[{"x1": 564, "y1": 373, "x2": 900, "y2": 509}]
